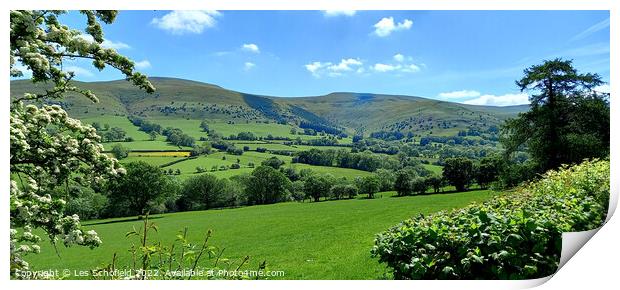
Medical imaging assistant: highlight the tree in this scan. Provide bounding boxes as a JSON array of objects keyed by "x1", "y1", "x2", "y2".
[
  {"x1": 111, "y1": 144, "x2": 129, "y2": 159},
  {"x1": 107, "y1": 162, "x2": 176, "y2": 217},
  {"x1": 104, "y1": 127, "x2": 127, "y2": 142},
  {"x1": 200, "y1": 120, "x2": 210, "y2": 132},
  {"x1": 178, "y1": 174, "x2": 221, "y2": 211},
  {"x1": 475, "y1": 156, "x2": 501, "y2": 189},
  {"x1": 330, "y1": 184, "x2": 358, "y2": 200},
  {"x1": 502, "y1": 58, "x2": 609, "y2": 172},
  {"x1": 304, "y1": 174, "x2": 335, "y2": 202},
  {"x1": 358, "y1": 175, "x2": 381, "y2": 199},
  {"x1": 149, "y1": 131, "x2": 158, "y2": 141},
  {"x1": 410, "y1": 176, "x2": 429, "y2": 195},
  {"x1": 290, "y1": 180, "x2": 306, "y2": 202},
  {"x1": 10, "y1": 10, "x2": 153, "y2": 276},
  {"x1": 244, "y1": 166, "x2": 291, "y2": 205},
  {"x1": 375, "y1": 169, "x2": 396, "y2": 191},
  {"x1": 394, "y1": 168, "x2": 417, "y2": 196},
  {"x1": 442, "y1": 157, "x2": 474, "y2": 192},
  {"x1": 262, "y1": 156, "x2": 285, "y2": 169},
  {"x1": 91, "y1": 122, "x2": 102, "y2": 131},
  {"x1": 425, "y1": 174, "x2": 443, "y2": 193}
]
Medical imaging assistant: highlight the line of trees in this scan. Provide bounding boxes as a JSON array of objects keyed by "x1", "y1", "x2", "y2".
[{"x1": 293, "y1": 148, "x2": 401, "y2": 172}]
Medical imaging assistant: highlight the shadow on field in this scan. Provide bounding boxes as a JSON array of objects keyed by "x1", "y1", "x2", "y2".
[{"x1": 84, "y1": 216, "x2": 164, "y2": 226}]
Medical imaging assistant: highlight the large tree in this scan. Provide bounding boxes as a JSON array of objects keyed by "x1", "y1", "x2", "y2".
[
  {"x1": 502, "y1": 58, "x2": 609, "y2": 172},
  {"x1": 245, "y1": 165, "x2": 291, "y2": 205},
  {"x1": 106, "y1": 162, "x2": 177, "y2": 216},
  {"x1": 10, "y1": 10, "x2": 153, "y2": 277},
  {"x1": 442, "y1": 157, "x2": 474, "y2": 192}
]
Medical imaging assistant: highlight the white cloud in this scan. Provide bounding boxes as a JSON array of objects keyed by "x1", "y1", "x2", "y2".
[
  {"x1": 151, "y1": 10, "x2": 220, "y2": 34},
  {"x1": 571, "y1": 18, "x2": 610, "y2": 42},
  {"x1": 305, "y1": 61, "x2": 330, "y2": 77},
  {"x1": 323, "y1": 10, "x2": 356, "y2": 17},
  {"x1": 134, "y1": 60, "x2": 151, "y2": 69},
  {"x1": 373, "y1": 17, "x2": 413, "y2": 37},
  {"x1": 64, "y1": 66, "x2": 94, "y2": 77},
  {"x1": 307, "y1": 55, "x2": 421, "y2": 77},
  {"x1": 462, "y1": 93, "x2": 529, "y2": 106},
  {"x1": 372, "y1": 63, "x2": 420, "y2": 73},
  {"x1": 393, "y1": 53, "x2": 405, "y2": 62},
  {"x1": 401, "y1": 64, "x2": 421, "y2": 73},
  {"x1": 438, "y1": 90, "x2": 481, "y2": 99},
  {"x1": 305, "y1": 59, "x2": 363, "y2": 77},
  {"x1": 328, "y1": 58, "x2": 363, "y2": 72},
  {"x1": 241, "y1": 43, "x2": 260, "y2": 53},
  {"x1": 244, "y1": 62, "x2": 256, "y2": 71},
  {"x1": 102, "y1": 39, "x2": 131, "y2": 50},
  {"x1": 372, "y1": 63, "x2": 398, "y2": 72},
  {"x1": 78, "y1": 35, "x2": 131, "y2": 50}
]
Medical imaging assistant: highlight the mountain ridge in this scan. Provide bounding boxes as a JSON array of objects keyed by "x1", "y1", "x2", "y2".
[{"x1": 10, "y1": 77, "x2": 529, "y2": 135}]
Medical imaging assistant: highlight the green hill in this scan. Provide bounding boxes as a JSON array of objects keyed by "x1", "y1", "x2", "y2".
[{"x1": 10, "y1": 77, "x2": 528, "y2": 136}]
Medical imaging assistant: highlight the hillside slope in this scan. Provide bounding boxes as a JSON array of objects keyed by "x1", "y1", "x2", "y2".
[{"x1": 10, "y1": 77, "x2": 528, "y2": 135}]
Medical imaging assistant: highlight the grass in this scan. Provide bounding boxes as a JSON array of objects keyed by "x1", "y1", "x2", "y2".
[
  {"x1": 290, "y1": 164, "x2": 372, "y2": 180},
  {"x1": 422, "y1": 164, "x2": 443, "y2": 175},
  {"x1": 27, "y1": 189, "x2": 496, "y2": 279},
  {"x1": 102, "y1": 140, "x2": 188, "y2": 151},
  {"x1": 120, "y1": 156, "x2": 185, "y2": 167},
  {"x1": 128, "y1": 151, "x2": 191, "y2": 157},
  {"x1": 81, "y1": 115, "x2": 150, "y2": 141}
]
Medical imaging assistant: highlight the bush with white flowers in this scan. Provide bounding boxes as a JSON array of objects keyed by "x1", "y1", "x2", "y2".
[{"x1": 10, "y1": 10, "x2": 154, "y2": 278}]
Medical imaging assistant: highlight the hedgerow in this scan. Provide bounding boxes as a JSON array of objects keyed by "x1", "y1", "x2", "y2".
[{"x1": 371, "y1": 159, "x2": 609, "y2": 279}]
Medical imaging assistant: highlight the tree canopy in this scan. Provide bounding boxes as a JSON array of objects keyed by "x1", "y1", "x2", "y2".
[
  {"x1": 10, "y1": 10, "x2": 153, "y2": 277},
  {"x1": 502, "y1": 58, "x2": 609, "y2": 172}
]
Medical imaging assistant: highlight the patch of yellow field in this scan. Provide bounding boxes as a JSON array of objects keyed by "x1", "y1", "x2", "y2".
[{"x1": 128, "y1": 151, "x2": 191, "y2": 157}]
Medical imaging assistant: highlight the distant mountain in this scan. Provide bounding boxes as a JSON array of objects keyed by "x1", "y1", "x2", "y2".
[{"x1": 10, "y1": 77, "x2": 529, "y2": 135}]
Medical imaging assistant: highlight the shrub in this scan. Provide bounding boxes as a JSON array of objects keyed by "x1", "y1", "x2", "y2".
[
  {"x1": 372, "y1": 159, "x2": 609, "y2": 279},
  {"x1": 262, "y1": 156, "x2": 285, "y2": 169},
  {"x1": 111, "y1": 144, "x2": 129, "y2": 159},
  {"x1": 330, "y1": 184, "x2": 358, "y2": 200}
]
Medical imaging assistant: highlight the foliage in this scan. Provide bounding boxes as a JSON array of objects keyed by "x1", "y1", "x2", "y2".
[
  {"x1": 9, "y1": 9, "x2": 156, "y2": 277},
  {"x1": 357, "y1": 175, "x2": 381, "y2": 199},
  {"x1": 111, "y1": 143, "x2": 129, "y2": 159},
  {"x1": 502, "y1": 58, "x2": 609, "y2": 172},
  {"x1": 372, "y1": 159, "x2": 609, "y2": 279},
  {"x1": 106, "y1": 161, "x2": 178, "y2": 217},
  {"x1": 262, "y1": 156, "x2": 285, "y2": 169},
  {"x1": 89, "y1": 215, "x2": 264, "y2": 280},
  {"x1": 103, "y1": 127, "x2": 127, "y2": 142},
  {"x1": 330, "y1": 184, "x2": 358, "y2": 200},
  {"x1": 394, "y1": 168, "x2": 418, "y2": 196},
  {"x1": 303, "y1": 173, "x2": 336, "y2": 202},
  {"x1": 244, "y1": 166, "x2": 291, "y2": 205},
  {"x1": 294, "y1": 148, "x2": 400, "y2": 172},
  {"x1": 375, "y1": 168, "x2": 396, "y2": 192},
  {"x1": 64, "y1": 186, "x2": 109, "y2": 220},
  {"x1": 442, "y1": 157, "x2": 474, "y2": 192},
  {"x1": 475, "y1": 156, "x2": 502, "y2": 189}
]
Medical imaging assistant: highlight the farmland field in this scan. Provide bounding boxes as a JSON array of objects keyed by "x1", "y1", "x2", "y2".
[{"x1": 27, "y1": 189, "x2": 497, "y2": 279}]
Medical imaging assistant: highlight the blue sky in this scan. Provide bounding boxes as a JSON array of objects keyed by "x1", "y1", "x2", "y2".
[{"x1": 21, "y1": 10, "x2": 610, "y2": 106}]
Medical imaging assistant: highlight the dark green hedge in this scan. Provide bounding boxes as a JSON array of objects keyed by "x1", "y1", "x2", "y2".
[{"x1": 372, "y1": 159, "x2": 609, "y2": 279}]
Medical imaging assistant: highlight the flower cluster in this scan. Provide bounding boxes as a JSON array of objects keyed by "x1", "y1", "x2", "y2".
[{"x1": 10, "y1": 10, "x2": 154, "y2": 278}]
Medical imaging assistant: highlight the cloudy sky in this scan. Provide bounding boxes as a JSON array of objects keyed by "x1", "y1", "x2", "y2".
[{"x1": 20, "y1": 10, "x2": 610, "y2": 106}]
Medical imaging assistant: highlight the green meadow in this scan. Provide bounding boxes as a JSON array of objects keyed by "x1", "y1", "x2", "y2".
[{"x1": 28, "y1": 189, "x2": 496, "y2": 279}]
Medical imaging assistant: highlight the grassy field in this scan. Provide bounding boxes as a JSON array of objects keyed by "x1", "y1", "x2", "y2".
[
  {"x1": 290, "y1": 164, "x2": 372, "y2": 179},
  {"x1": 28, "y1": 189, "x2": 496, "y2": 279},
  {"x1": 102, "y1": 140, "x2": 188, "y2": 151}
]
